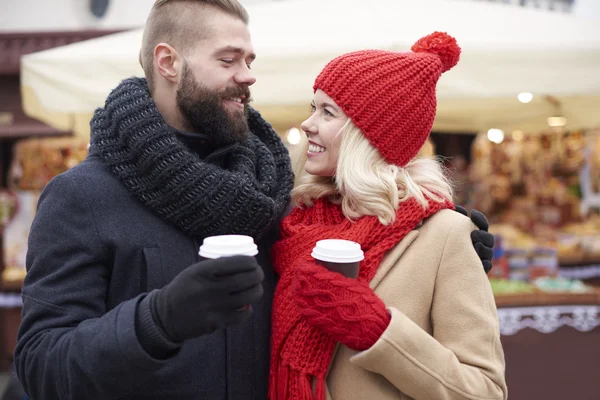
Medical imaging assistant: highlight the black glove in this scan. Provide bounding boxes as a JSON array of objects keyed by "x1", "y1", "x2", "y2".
[
  {"x1": 455, "y1": 205, "x2": 495, "y2": 274},
  {"x1": 152, "y1": 255, "x2": 264, "y2": 342}
]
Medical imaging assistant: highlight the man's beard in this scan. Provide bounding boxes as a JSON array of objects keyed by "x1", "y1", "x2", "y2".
[{"x1": 176, "y1": 63, "x2": 251, "y2": 147}]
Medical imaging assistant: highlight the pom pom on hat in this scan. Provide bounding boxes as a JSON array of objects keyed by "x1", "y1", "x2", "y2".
[{"x1": 411, "y1": 31, "x2": 461, "y2": 73}]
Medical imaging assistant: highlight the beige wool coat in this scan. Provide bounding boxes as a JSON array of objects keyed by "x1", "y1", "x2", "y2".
[{"x1": 323, "y1": 209, "x2": 508, "y2": 400}]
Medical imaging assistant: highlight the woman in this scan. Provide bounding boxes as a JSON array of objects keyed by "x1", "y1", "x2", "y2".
[{"x1": 269, "y1": 32, "x2": 507, "y2": 400}]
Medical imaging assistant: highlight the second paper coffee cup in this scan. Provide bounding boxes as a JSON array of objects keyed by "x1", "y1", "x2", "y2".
[
  {"x1": 198, "y1": 235, "x2": 258, "y2": 311},
  {"x1": 198, "y1": 235, "x2": 258, "y2": 260},
  {"x1": 311, "y1": 239, "x2": 364, "y2": 278}
]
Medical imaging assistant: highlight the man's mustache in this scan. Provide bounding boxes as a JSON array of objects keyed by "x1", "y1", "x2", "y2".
[{"x1": 220, "y1": 86, "x2": 252, "y2": 105}]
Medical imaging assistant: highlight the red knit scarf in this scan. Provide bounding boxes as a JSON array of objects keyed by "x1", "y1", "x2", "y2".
[{"x1": 269, "y1": 197, "x2": 453, "y2": 400}]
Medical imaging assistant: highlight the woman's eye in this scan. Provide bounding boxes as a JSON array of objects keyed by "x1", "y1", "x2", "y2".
[{"x1": 221, "y1": 59, "x2": 234, "y2": 64}]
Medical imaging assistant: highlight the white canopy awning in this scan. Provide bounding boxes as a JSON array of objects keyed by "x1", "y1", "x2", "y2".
[{"x1": 21, "y1": 0, "x2": 600, "y2": 136}]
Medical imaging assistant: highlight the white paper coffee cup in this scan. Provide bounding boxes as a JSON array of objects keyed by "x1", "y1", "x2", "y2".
[
  {"x1": 311, "y1": 239, "x2": 364, "y2": 278},
  {"x1": 311, "y1": 239, "x2": 364, "y2": 263},
  {"x1": 198, "y1": 235, "x2": 258, "y2": 259}
]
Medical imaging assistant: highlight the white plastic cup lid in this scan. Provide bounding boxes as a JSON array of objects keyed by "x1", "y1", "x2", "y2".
[
  {"x1": 311, "y1": 239, "x2": 364, "y2": 263},
  {"x1": 198, "y1": 235, "x2": 258, "y2": 259}
]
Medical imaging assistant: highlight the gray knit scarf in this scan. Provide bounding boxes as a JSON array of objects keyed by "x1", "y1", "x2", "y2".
[{"x1": 89, "y1": 77, "x2": 294, "y2": 240}]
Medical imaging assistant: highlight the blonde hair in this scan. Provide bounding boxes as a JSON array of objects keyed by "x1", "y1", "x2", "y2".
[
  {"x1": 141, "y1": 0, "x2": 249, "y2": 90},
  {"x1": 292, "y1": 121, "x2": 454, "y2": 225}
]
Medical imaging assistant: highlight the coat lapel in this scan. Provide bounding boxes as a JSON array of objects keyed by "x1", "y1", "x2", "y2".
[
  {"x1": 369, "y1": 230, "x2": 420, "y2": 290},
  {"x1": 325, "y1": 229, "x2": 420, "y2": 389}
]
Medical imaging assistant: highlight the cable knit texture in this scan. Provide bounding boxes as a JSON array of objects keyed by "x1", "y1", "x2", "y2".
[
  {"x1": 313, "y1": 31, "x2": 461, "y2": 167},
  {"x1": 294, "y1": 263, "x2": 391, "y2": 351},
  {"x1": 89, "y1": 77, "x2": 294, "y2": 239},
  {"x1": 269, "y1": 197, "x2": 453, "y2": 400}
]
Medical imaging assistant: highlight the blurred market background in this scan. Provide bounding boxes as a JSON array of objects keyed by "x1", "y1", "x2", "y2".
[{"x1": 0, "y1": 0, "x2": 599, "y2": 398}]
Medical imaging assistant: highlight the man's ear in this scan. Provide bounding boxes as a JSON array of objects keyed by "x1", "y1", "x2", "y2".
[{"x1": 154, "y1": 43, "x2": 182, "y2": 84}]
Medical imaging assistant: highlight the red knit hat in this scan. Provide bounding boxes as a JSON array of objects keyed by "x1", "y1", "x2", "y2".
[{"x1": 313, "y1": 31, "x2": 461, "y2": 167}]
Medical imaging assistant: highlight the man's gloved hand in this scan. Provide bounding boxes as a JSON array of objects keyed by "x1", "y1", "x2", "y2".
[
  {"x1": 455, "y1": 205, "x2": 495, "y2": 274},
  {"x1": 152, "y1": 255, "x2": 264, "y2": 342}
]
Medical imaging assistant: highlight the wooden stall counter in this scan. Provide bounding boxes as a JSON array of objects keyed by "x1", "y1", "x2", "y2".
[{"x1": 495, "y1": 289, "x2": 600, "y2": 400}]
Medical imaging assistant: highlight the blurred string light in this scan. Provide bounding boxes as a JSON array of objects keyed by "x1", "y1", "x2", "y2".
[
  {"x1": 518, "y1": 92, "x2": 533, "y2": 103},
  {"x1": 512, "y1": 130, "x2": 524, "y2": 141},
  {"x1": 547, "y1": 116, "x2": 567, "y2": 128},
  {"x1": 286, "y1": 127, "x2": 301, "y2": 145},
  {"x1": 487, "y1": 128, "x2": 505, "y2": 144}
]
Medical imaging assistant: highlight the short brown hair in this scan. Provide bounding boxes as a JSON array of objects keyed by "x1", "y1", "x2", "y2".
[{"x1": 141, "y1": 0, "x2": 249, "y2": 90}]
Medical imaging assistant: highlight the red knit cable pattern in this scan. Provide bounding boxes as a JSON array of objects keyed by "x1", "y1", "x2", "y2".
[
  {"x1": 313, "y1": 32, "x2": 461, "y2": 167},
  {"x1": 269, "y1": 197, "x2": 453, "y2": 400},
  {"x1": 294, "y1": 263, "x2": 391, "y2": 351}
]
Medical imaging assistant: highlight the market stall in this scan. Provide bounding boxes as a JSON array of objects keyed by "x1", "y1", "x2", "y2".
[
  {"x1": 469, "y1": 129, "x2": 600, "y2": 282},
  {"x1": 466, "y1": 127, "x2": 600, "y2": 399},
  {"x1": 0, "y1": 136, "x2": 89, "y2": 363}
]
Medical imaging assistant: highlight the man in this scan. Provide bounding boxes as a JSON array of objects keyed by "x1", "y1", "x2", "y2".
[{"x1": 14, "y1": 1, "x2": 494, "y2": 399}]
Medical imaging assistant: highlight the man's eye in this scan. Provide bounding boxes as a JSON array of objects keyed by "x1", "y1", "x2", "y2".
[{"x1": 221, "y1": 59, "x2": 234, "y2": 64}]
